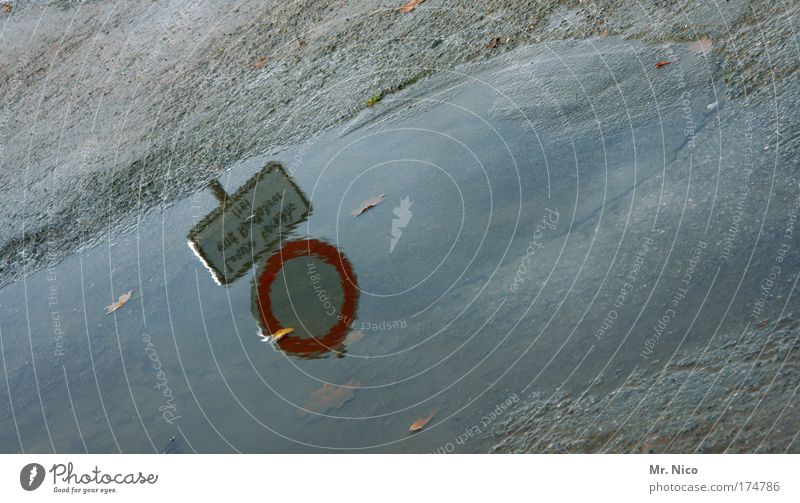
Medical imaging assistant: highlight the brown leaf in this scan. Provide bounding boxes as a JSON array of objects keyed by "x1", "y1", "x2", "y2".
[
  {"x1": 305, "y1": 379, "x2": 359, "y2": 413},
  {"x1": 105, "y1": 290, "x2": 133, "y2": 314},
  {"x1": 1, "y1": 3, "x2": 11, "y2": 13},
  {"x1": 409, "y1": 409, "x2": 437, "y2": 432},
  {"x1": 395, "y1": 0, "x2": 425, "y2": 13},
  {"x1": 253, "y1": 56, "x2": 268, "y2": 70},
  {"x1": 351, "y1": 194, "x2": 386, "y2": 217},
  {"x1": 485, "y1": 36, "x2": 501, "y2": 49},
  {"x1": 655, "y1": 60, "x2": 672, "y2": 69}
]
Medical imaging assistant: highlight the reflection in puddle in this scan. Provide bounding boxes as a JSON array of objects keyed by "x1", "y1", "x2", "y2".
[
  {"x1": 188, "y1": 162, "x2": 311, "y2": 286},
  {"x1": 253, "y1": 239, "x2": 360, "y2": 359},
  {"x1": 1, "y1": 37, "x2": 796, "y2": 453},
  {"x1": 188, "y1": 161, "x2": 362, "y2": 360}
]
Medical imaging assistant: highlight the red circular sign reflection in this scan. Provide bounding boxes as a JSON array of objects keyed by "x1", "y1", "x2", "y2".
[{"x1": 256, "y1": 239, "x2": 358, "y2": 358}]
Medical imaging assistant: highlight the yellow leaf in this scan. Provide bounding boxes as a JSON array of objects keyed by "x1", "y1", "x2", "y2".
[{"x1": 271, "y1": 327, "x2": 295, "y2": 342}]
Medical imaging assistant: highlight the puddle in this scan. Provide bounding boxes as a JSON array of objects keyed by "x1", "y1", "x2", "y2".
[{"x1": 0, "y1": 37, "x2": 796, "y2": 453}]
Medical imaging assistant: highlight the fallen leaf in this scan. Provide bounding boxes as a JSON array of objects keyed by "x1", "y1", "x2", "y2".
[
  {"x1": 409, "y1": 409, "x2": 437, "y2": 432},
  {"x1": 1, "y1": 3, "x2": 11, "y2": 13},
  {"x1": 395, "y1": 0, "x2": 425, "y2": 13},
  {"x1": 351, "y1": 194, "x2": 386, "y2": 217},
  {"x1": 261, "y1": 327, "x2": 294, "y2": 343},
  {"x1": 345, "y1": 330, "x2": 365, "y2": 345},
  {"x1": 689, "y1": 37, "x2": 712, "y2": 56},
  {"x1": 253, "y1": 56, "x2": 268, "y2": 70},
  {"x1": 485, "y1": 36, "x2": 501, "y2": 49},
  {"x1": 304, "y1": 379, "x2": 359, "y2": 413},
  {"x1": 271, "y1": 327, "x2": 294, "y2": 342},
  {"x1": 105, "y1": 290, "x2": 133, "y2": 314},
  {"x1": 655, "y1": 60, "x2": 672, "y2": 69}
]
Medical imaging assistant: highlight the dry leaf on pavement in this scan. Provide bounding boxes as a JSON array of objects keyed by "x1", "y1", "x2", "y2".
[
  {"x1": 395, "y1": 0, "x2": 425, "y2": 13},
  {"x1": 409, "y1": 410, "x2": 437, "y2": 432},
  {"x1": 105, "y1": 290, "x2": 133, "y2": 314},
  {"x1": 351, "y1": 194, "x2": 386, "y2": 217}
]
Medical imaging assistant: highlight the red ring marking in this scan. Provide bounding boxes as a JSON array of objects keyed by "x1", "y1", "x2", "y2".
[{"x1": 257, "y1": 239, "x2": 358, "y2": 358}]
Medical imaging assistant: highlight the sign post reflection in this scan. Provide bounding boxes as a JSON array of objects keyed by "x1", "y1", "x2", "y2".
[{"x1": 188, "y1": 161, "x2": 361, "y2": 359}]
